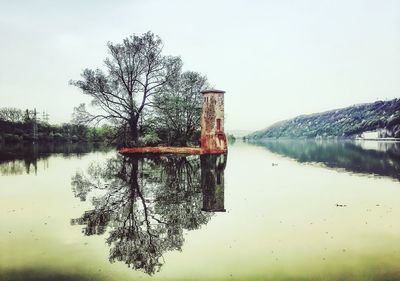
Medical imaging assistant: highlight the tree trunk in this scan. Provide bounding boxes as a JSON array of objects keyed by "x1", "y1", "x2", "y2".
[
  {"x1": 129, "y1": 116, "x2": 139, "y2": 147},
  {"x1": 179, "y1": 139, "x2": 187, "y2": 147}
]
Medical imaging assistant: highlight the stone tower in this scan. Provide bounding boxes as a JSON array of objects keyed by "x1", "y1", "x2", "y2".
[{"x1": 200, "y1": 89, "x2": 227, "y2": 153}]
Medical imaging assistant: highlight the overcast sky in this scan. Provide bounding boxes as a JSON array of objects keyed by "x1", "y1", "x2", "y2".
[{"x1": 0, "y1": 0, "x2": 399, "y2": 131}]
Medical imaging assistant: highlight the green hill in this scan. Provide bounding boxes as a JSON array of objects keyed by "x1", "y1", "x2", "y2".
[{"x1": 250, "y1": 98, "x2": 400, "y2": 139}]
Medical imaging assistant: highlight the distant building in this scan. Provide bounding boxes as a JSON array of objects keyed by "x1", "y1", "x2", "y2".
[{"x1": 200, "y1": 89, "x2": 227, "y2": 153}]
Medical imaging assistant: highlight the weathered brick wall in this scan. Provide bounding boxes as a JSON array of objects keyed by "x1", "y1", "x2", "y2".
[{"x1": 201, "y1": 92, "x2": 227, "y2": 152}]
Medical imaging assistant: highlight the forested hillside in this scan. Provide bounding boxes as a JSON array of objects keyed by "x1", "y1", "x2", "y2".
[{"x1": 250, "y1": 98, "x2": 400, "y2": 139}]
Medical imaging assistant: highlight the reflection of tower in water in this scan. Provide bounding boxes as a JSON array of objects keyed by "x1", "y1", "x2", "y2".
[{"x1": 201, "y1": 153, "x2": 227, "y2": 212}]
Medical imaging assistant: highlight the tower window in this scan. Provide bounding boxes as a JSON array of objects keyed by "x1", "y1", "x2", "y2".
[{"x1": 216, "y1": 118, "x2": 221, "y2": 130}]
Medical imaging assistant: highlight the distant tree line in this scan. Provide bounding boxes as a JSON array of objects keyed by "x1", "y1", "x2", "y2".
[
  {"x1": 0, "y1": 107, "x2": 114, "y2": 144},
  {"x1": 71, "y1": 31, "x2": 210, "y2": 148}
]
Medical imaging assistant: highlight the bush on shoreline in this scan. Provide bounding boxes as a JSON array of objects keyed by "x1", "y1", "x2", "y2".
[{"x1": 0, "y1": 120, "x2": 115, "y2": 145}]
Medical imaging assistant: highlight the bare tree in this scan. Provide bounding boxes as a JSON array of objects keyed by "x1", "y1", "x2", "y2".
[
  {"x1": 70, "y1": 32, "x2": 181, "y2": 146},
  {"x1": 0, "y1": 107, "x2": 24, "y2": 123}
]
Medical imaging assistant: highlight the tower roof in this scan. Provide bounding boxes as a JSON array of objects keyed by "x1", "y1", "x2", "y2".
[{"x1": 201, "y1": 89, "x2": 225, "y2": 94}]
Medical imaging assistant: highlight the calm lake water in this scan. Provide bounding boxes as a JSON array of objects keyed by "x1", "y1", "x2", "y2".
[{"x1": 1, "y1": 140, "x2": 400, "y2": 281}]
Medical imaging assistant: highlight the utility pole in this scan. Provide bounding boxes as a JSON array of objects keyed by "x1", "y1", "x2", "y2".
[
  {"x1": 42, "y1": 111, "x2": 49, "y2": 123},
  {"x1": 28, "y1": 108, "x2": 49, "y2": 143},
  {"x1": 32, "y1": 108, "x2": 38, "y2": 143}
]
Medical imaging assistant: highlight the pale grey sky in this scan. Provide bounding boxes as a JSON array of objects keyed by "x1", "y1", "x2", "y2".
[{"x1": 0, "y1": 0, "x2": 399, "y2": 131}]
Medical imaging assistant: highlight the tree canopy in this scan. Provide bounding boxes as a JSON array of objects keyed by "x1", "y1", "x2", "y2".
[
  {"x1": 153, "y1": 71, "x2": 208, "y2": 146},
  {"x1": 0, "y1": 107, "x2": 24, "y2": 123},
  {"x1": 71, "y1": 31, "x2": 209, "y2": 147}
]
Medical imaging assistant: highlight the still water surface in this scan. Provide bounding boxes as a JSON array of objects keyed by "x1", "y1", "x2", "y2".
[{"x1": 1, "y1": 140, "x2": 400, "y2": 281}]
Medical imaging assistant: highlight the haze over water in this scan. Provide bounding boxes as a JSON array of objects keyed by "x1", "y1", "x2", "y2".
[{"x1": 1, "y1": 140, "x2": 400, "y2": 281}]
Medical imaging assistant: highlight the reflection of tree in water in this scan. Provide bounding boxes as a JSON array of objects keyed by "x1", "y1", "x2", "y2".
[
  {"x1": 0, "y1": 143, "x2": 110, "y2": 175},
  {"x1": 0, "y1": 159, "x2": 42, "y2": 175},
  {"x1": 0, "y1": 144, "x2": 39, "y2": 175},
  {"x1": 254, "y1": 140, "x2": 400, "y2": 181},
  {"x1": 71, "y1": 154, "x2": 226, "y2": 275}
]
